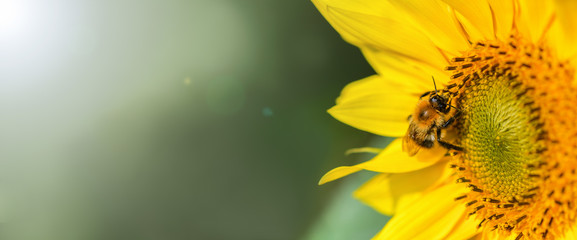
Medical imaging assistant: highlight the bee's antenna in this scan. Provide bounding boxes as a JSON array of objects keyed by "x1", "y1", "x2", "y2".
[{"x1": 432, "y1": 76, "x2": 438, "y2": 94}]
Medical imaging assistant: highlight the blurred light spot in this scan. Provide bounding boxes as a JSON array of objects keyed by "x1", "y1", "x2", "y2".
[
  {"x1": 184, "y1": 77, "x2": 192, "y2": 86},
  {"x1": 262, "y1": 107, "x2": 273, "y2": 117},
  {"x1": 205, "y1": 77, "x2": 245, "y2": 115}
]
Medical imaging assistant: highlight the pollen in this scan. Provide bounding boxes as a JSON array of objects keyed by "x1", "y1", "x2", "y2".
[{"x1": 444, "y1": 33, "x2": 577, "y2": 239}]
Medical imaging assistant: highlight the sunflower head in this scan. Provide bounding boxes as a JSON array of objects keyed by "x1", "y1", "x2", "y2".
[
  {"x1": 444, "y1": 33, "x2": 577, "y2": 239},
  {"x1": 315, "y1": 0, "x2": 577, "y2": 239}
]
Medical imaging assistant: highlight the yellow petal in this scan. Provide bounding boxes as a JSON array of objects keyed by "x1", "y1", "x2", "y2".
[
  {"x1": 317, "y1": 166, "x2": 363, "y2": 185},
  {"x1": 319, "y1": 139, "x2": 446, "y2": 184},
  {"x1": 311, "y1": 0, "x2": 392, "y2": 18},
  {"x1": 441, "y1": 0, "x2": 494, "y2": 40},
  {"x1": 474, "y1": 233, "x2": 522, "y2": 240},
  {"x1": 311, "y1": 0, "x2": 373, "y2": 46},
  {"x1": 503, "y1": 234, "x2": 521, "y2": 240},
  {"x1": 324, "y1": 7, "x2": 449, "y2": 69},
  {"x1": 547, "y1": 0, "x2": 577, "y2": 60},
  {"x1": 311, "y1": 0, "x2": 417, "y2": 54},
  {"x1": 517, "y1": 0, "x2": 555, "y2": 44},
  {"x1": 478, "y1": 231, "x2": 521, "y2": 240},
  {"x1": 451, "y1": 9, "x2": 486, "y2": 44},
  {"x1": 361, "y1": 48, "x2": 450, "y2": 93},
  {"x1": 480, "y1": 231, "x2": 496, "y2": 240},
  {"x1": 487, "y1": 0, "x2": 515, "y2": 40},
  {"x1": 361, "y1": 139, "x2": 446, "y2": 172},
  {"x1": 469, "y1": 234, "x2": 482, "y2": 240},
  {"x1": 372, "y1": 183, "x2": 468, "y2": 240},
  {"x1": 334, "y1": 75, "x2": 389, "y2": 104},
  {"x1": 345, "y1": 147, "x2": 381, "y2": 155},
  {"x1": 480, "y1": 231, "x2": 517, "y2": 240},
  {"x1": 385, "y1": 0, "x2": 470, "y2": 55},
  {"x1": 561, "y1": 225, "x2": 577, "y2": 240},
  {"x1": 353, "y1": 161, "x2": 447, "y2": 215},
  {"x1": 328, "y1": 75, "x2": 416, "y2": 137},
  {"x1": 444, "y1": 214, "x2": 481, "y2": 240},
  {"x1": 314, "y1": 0, "x2": 471, "y2": 56}
]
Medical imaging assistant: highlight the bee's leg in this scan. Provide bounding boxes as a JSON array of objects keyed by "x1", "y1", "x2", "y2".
[
  {"x1": 438, "y1": 140, "x2": 463, "y2": 152},
  {"x1": 436, "y1": 127, "x2": 463, "y2": 151},
  {"x1": 441, "y1": 110, "x2": 462, "y2": 128},
  {"x1": 420, "y1": 91, "x2": 433, "y2": 99}
]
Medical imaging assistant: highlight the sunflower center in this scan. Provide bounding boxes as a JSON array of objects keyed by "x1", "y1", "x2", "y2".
[
  {"x1": 443, "y1": 33, "x2": 577, "y2": 239},
  {"x1": 457, "y1": 74, "x2": 543, "y2": 199}
]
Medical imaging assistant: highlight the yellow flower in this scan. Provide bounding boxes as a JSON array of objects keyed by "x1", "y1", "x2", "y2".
[{"x1": 314, "y1": 0, "x2": 577, "y2": 239}]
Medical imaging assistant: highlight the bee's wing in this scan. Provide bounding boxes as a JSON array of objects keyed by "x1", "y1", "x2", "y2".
[{"x1": 402, "y1": 130, "x2": 422, "y2": 157}]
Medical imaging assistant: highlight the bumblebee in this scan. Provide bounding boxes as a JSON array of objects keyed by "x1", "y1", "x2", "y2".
[{"x1": 402, "y1": 78, "x2": 462, "y2": 156}]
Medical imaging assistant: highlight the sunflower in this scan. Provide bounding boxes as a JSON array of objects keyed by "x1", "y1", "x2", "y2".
[{"x1": 313, "y1": 0, "x2": 577, "y2": 239}]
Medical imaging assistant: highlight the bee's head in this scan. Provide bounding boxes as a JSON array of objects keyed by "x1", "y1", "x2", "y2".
[
  {"x1": 428, "y1": 76, "x2": 452, "y2": 114},
  {"x1": 429, "y1": 94, "x2": 450, "y2": 114}
]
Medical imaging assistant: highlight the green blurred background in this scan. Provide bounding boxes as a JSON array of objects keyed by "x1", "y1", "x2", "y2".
[{"x1": 0, "y1": 0, "x2": 389, "y2": 239}]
